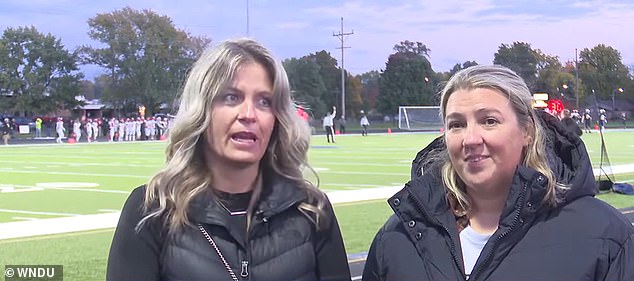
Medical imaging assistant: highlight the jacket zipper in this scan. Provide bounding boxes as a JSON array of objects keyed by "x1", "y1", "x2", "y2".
[
  {"x1": 405, "y1": 184, "x2": 463, "y2": 279},
  {"x1": 241, "y1": 222, "x2": 253, "y2": 280},
  {"x1": 240, "y1": 209, "x2": 272, "y2": 280},
  {"x1": 468, "y1": 181, "x2": 528, "y2": 281},
  {"x1": 240, "y1": 260, "x2": 249, "y2": 278}
]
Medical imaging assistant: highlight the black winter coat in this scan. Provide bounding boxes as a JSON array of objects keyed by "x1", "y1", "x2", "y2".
[
  {"x1": 363, "y1": 111, "x2": 634, "y2": 281},
  {"x1": 107, "y1": 174, "x2": 351, "y2": 281}
]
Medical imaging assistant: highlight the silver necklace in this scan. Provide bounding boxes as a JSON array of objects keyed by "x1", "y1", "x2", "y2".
[{"x1": 216, "y1": 199, "x2": 248, "y2": 216}]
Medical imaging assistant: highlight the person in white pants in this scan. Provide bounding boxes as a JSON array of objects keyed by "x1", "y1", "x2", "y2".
[
  {"x1": 86, "y1": 119, "x2": 94, "y2": 142},
  {"x1": 56, "y1": 118, "x2": 66, "y2": 143},
  {"x1": 73, "y1": 119, "x2": 82, "y2": 142},
  {"x1": 109, "y1": 118, "x2": 117, "y2": 142},
  {"x1": 91, "y1": 119, "x2": 99, "y2": 142},
  {"x1": 118, "y1": 119, "x2": 125, "y2": 141}
]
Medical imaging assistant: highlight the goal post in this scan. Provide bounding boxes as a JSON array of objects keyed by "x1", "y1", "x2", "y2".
[{"x1": 398, "y1": 106, "x2": 443, "y2": 131}]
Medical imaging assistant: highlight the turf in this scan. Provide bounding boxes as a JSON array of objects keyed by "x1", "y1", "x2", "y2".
[{"x1": 0, "y1": 131, "x2": 632, "y2": 280}]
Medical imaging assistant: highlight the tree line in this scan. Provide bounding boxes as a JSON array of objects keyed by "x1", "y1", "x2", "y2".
[{"x1": 1, "y1": 7, "x2": 632, "y2": 120}]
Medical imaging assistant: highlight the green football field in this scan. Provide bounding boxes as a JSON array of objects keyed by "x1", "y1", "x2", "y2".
[{"x1": 1, "y1": 131, "x2": 633, "y2": 280}]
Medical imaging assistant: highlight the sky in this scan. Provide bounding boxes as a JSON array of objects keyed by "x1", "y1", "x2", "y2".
[{"x1": 1, "y1": 0, "x2": 634, "y2": 80}]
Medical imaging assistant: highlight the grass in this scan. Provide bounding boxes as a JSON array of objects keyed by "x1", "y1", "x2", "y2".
[{"x1": 0, "y1": 131, "x2": 632, "y2": 280}]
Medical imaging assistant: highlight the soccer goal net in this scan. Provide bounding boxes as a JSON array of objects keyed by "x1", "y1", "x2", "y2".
[{"x1": 398, "y1": 106, "x2": 443, "y2": 131}]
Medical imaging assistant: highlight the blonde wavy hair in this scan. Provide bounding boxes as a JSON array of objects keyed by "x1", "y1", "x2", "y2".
[
  {"x1": 139, "y1": 38, "x2": 326, "y2": 235},
  {"x1": 437, "y1": 65, "x2": 559, "y2": 220}
]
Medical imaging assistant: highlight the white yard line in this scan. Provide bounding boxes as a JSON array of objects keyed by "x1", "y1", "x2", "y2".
[
  {"x1": 0, "y1": 212, "x2": 120, "y2": 240},
  {"x1": 0, "y1": 169, "x2": 149, "y2": 178},
  {"x1": 12, "y1": 217, "x2": 41, "y2": 221},
  {"x1": 0, "y1": 209, "x2": 81, "y2": 216},
  {"x1": 593, "y1": 164, "x2": 634, "y2": 175},
  {"x1": 0, "y1": 187, "x2": 400, "y2": 240}
]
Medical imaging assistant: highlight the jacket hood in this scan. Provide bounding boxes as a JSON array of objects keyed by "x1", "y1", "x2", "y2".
[{"x1": 410, "y1": 109, "x2": 597, "y2": 205}]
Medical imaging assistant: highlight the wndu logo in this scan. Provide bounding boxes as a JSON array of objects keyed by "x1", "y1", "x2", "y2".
[{"x1": 4, "y1": 265, "x2": 63, "y2": 281}]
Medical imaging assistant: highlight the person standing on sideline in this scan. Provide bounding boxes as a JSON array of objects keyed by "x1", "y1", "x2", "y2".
[
  {"x1": 35, "y1": 117, "x2": 43, "y2": 138},
  {"x1": 323, "y1": 106, "x2": 336, "y2": 143},
  {"x1": 363, "y1": 65, "x2": 634, "y2": 281},
  {"x1": 338, "y1": 116, "x2": 347, "y2": 134},
  {"x1": 582, "y1": 108, "x2": 593, "y2": 133},
  {"x1": 621, "y1": 112, "x2": 627, "y2": 129},
  {"x1": 109, "y1": 118, "x2": 117, "y2": 142},
  {"x1": 107, "y1": 38, "x2": 351, "y2": 281},
  {"x1": 73, "y1": 119, "x2": 82, "y2": 142},
  {"x1": 570, "y1": 109, "x2": 581, "y2": 125},
  {"x1": 360, "y1": 113, "x2": 370, "y2": 136},
  {"x1": 1, "y1": 118, "x2": 11, "y2": 145},
  {"x1": 86, "y1": 119, "x2": 94, "y2": 142},
  {"x1": 55, "y1": 117, "x2": 65, "y2": 143},
  {"x1": 599, "y1": 108, "x2": 607, "y2": 131}
]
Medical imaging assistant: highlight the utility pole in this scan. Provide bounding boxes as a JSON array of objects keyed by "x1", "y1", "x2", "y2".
[
  {"x1": 575, "y1": 48, "x2": 579, "y2": 109},
  {"x1": 333, "y1": 17, "x2": 353, "y2": 119}
]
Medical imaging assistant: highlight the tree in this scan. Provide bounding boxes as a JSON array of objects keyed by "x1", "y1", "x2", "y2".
[
  {"x1": 393, "y1": 40, "x2": 431, "y2": 58},
  {"x1": 80, "y1": 80, "x2": 96, "y2": 100},
  {"x1": 82, "y1": 7, "x2": 209, "y2": 116},
  {"x1": 309, "y1": 50, "x2": 340, "y2": 109},
  {"x1": 283, "y1": 57, "x2": 327, "y2": 118},
  {"x1": 0, "y1": 26, "x2": 83, "y2": 116},
  {"x1": 346, "y1": 75, "x2": 363, "y2": 119},
  {"x1": 358, "y1": 70, "x2": 380, "y2": 112},
  {"x1": 578, "y1": 44, "x2": 631, "y2": 108},
  {"x1": 448, "y1": 61, "x2": 479, "y2": 77},
  {"x1": 493, "y1": 42, "x2": 540, "y2": 89},
  {"x1": 377, "y1": 41, "x2": 436, "y2": 115}
]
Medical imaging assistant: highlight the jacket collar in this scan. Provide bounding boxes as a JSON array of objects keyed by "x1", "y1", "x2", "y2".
[
  {"x1": 393, "y1": 165, "x2": 546, "y2": 226},
  {"x1": 189, "y1": 172, "x2": 308, "y2": 226}
]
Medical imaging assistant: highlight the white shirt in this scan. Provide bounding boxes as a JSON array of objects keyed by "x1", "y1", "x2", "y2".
[
  {"x1": 360, "y1": 116, "x2": 369, "y2": 126},
  {"x1": 460, "y1": 225, "x2": 492, "y2": 279}
]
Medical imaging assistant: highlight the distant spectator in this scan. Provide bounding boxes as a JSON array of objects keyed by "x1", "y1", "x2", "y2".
[
  {"x1": 73, "y1": 119, "x2": 82, "y2": 142},
  {"x1": 2, "y1": 118, "x2": 11, "y2": 145},
  {"x1": 621, "y1": 112, "x2": 627, "y2": 129},
  {"x1": 582, "y1": 109, "x2": 593, "y2": 134},
  {"x1": 360, "y1": 114, "x2": 370, "y2": 136},
  {"x1": 570, "y1": 109, "x2": 581, "y2": 125},
  {"x1": 598, "y1": 108, "x2": 607, "y2": 131},
  {"x1": 338, "y1": 116, "x2": 347, "y2": 134},
  {"x1": 323, "y1": 106, "x2": 336, "y2": 143},
  {"x1": 45, "y1": 118, "x2": 52, "y2": 137},
  {"x1": 35, "y1": 117, "x2": 43, "y2": 138},
  {"x1": 56, "y1": 117, "x2": 66, "y2": 143}
]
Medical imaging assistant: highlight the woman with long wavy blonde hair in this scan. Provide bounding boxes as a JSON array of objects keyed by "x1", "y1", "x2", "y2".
[{"x1": 107, "y1": 38, "x2": 350, "y2": 281}]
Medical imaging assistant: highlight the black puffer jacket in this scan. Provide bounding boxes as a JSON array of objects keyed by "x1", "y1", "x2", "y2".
[
  {"x1": 107, "y1": 173, "x2": 351, "y2": 281},
  {"x1": 363, "y1": 111, "x2": 634, "y2": 281}
]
